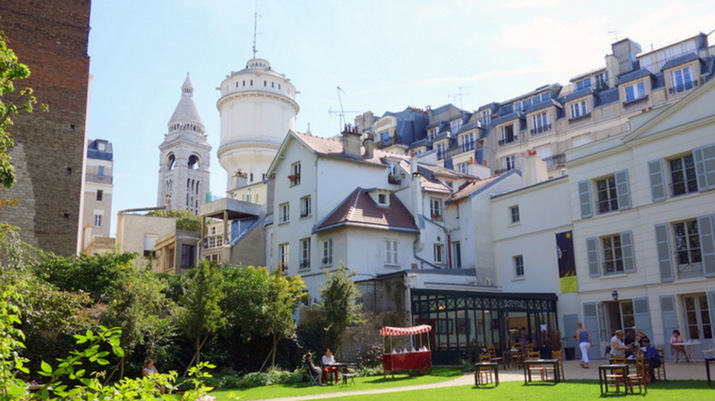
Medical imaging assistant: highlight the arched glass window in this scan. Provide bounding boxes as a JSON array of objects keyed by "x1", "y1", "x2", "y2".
[{"x1": 168, "y1": 154, "x2": 176, "y2": 170}]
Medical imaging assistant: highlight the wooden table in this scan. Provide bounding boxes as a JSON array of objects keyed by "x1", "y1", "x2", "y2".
[
  {"x1": 474, "y1": 362, "x2": 499, "y2": 386},
  {"x1": 705, "y1": 357, "x2": 715, "y2": 386},
  {"x1": 522, "y1": 359, "x2": 560, "y2": 384},
  {"x1": 598, "y1": 364, "x2": 630, "y2": 395}
]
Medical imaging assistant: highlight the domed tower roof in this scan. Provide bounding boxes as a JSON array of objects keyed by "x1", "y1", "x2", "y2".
[{"x1": 169, "y1": 73, "x2": 204, "y2": 129}]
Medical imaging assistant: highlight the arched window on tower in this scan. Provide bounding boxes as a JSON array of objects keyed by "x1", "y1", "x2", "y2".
[
  {"x1": 188, "y1": 155, "x2": 200, "y2": 171},
  {"x1": 168, "y1": 154, "x2": 176, "y2": 170}
]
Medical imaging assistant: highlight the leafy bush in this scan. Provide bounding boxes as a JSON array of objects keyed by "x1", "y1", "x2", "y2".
[{"x1": 354, "y1": 342, "x2": 383, "y2": 368}]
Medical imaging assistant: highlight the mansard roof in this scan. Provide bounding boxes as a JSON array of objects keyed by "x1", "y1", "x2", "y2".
[
  {"x1": 615, "y1": 68, "x2": 653, "y2": 86},
  {"x1": 660, "y1": 52, "x2": 700, "y2": 71},
  {"x1": 314, "y1": 187, "x2": 418, "y2": 234}
]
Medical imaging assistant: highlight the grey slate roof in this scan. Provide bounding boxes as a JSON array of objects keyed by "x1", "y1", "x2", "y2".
[
  {"x1": 661, "y1": 52, "x2": 700, "y2": 71},
  {"x1": 561, "y1": 88, "x2": 594, "y2": 103},
  {"x1": 527, "y1": 99, "x2": 562, "y2": 113},
  {"x1": 616, "y1": 69, "x2": 652, "y2": 86},
  {"x1": 491, "y1": 112, "x2": 523, "y2": 126}
]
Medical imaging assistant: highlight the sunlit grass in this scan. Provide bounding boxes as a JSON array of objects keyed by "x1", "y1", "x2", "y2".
[{"x1": 209, "y1": 378, "x2": 713, "y2": 401}]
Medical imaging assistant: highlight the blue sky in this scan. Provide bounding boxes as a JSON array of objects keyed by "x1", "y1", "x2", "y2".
[{"x1": 87, "y1": 0, "x2": 715, "y2": 235}]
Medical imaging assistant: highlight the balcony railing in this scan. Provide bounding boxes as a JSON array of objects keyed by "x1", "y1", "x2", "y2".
[
  {"x1": 668, "y1": 79, "x2": 698, "y2": 94},
  {"x1": 498, "y1": 136, "x2": 517, "y2": 146},
  {"x1": 530, "y1": 124, "x2": 551, "y2": 135},
  {"x1": 85, "y1": 173, "x2": 113, "y2": 184},
  {"x1": 542, "y1": 153, "x2": 566, "y2": 169},
  {"x1": 288, "y1": 173, "x2": 301, "y2": 186}
]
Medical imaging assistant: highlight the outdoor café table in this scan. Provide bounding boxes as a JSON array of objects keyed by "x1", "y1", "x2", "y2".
[
  {"x1": 674, "y1": 340, "x2": 701, "y2": 362},
  {"x1": 706, "y1": 357, "x2": 715, "y2": 386},
  {"x1": 598, "y1": 364, "x2": 630, "y2": 395},
  {"x1": 522, "y1": 359, "x2": 560, "y2": 384},
  {"x1": 474, "y1": 362, "x2": 499, "y2": 386},
  {"x1": 322, "y1": 362, "x2": 356, "y2": 384}
]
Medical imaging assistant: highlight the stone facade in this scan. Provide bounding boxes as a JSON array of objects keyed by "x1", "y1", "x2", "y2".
[{"x1": 0, "y1": 0, "x2": 91, "y2": 256}]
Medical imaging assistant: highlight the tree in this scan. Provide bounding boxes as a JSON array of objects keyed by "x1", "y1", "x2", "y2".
[
  {"x1": 260, "y1": 269, "x2": 307, "y2": 370},
  {"x1": 147, "y1": 209, "x2": 201, "y2": 232},
  {"x1": 0, "y1": 31, "x2": 46, "y2": 188},
  {"x1": 221, "y1": 266, "x2": 270, "y2": 344},
  {"x1": 318, "y1": 264, "x2": 365, "y2": 358},
  {"x1": 179, "y1": 261, "x2": 226, "y2": 375}
]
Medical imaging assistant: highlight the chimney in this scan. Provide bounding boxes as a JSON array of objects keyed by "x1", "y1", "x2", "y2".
[
  {"x1": 363, "y1": 132, "x2": 374, "y2": 159},
  {"x1": 341, "y1": 124, "x2": 362, "y2": 157}
]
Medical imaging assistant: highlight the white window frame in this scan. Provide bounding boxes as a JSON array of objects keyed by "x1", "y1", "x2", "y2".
[
  {"x1": 499, "y1": 124, "x2": 516, "y2": 145},
  {"x1": 514, "y1": 255, "x2": 524, "y2": 277},
  {"x1": 672, "y1": 66, "x2": 694, "y2": 93},
  {"x1": 596, "y1": 176, "x2": 618, "y2": 214},
  {"x1": 430, "y1": 198, "x2": 443, "y2": 219},
  {"x1": 322, "y1": 239, "x2": 333, "y2": 265},
  {"x1": 300, "y1": 195, "x2": 312, "y2": 217},
  {"x1": 385, "y1": 239, "x2": 399, "y2": 265},
  {"x1": 601, "y1": 234, "x2": 624, "y2": 275},
  {"x1": 279, "y1": 243, "x2": 289, "y2": 272},
  {"x1": 93, "y1": 214, "x2": 102, "y2": 227},
  {"x1": 503, "y1": 155, "x2": 516, "y2": 171},
  {"x1": 683, "y1": 294, "x2": 712, "y2": 340},
  {"x1": 434, "y1": 243, "x2": 444, "y2": 264},
  {"x1": 510, "y1": 205, "x2": 520, "y2": 224},
  {"x1": 531, "y1": 112, "x2": 550, "y2": 134},
  {"x1": 625, "y1": 81, "x2": 646, "y2": 102},
  {"x1": 436, "y1": 142, "x2": 446, "y2": 160},
  {"x1": 461, "y1": 132, "x2": 475, "y2": 152},
  {"x1": 279, "y1": 202, "x2": 290, "y2": 223},
  {"x1": 672, "y1": 219, "x2": 702, "y2": 276},
  {"x1": 290, "y1": 162, "x2": 301, "y2": 186},
  {"x1": 569, "y1": 100, "x2": 589, "y2": 119},
  {"x1": 300, "y1": 238, "x2": 310, "y2": 270},
  {"x1": 450, "y1": 118, "x2": 463, "y2": 133},
  {"x1": 669, "y1": 154, "x2": 698, "y2": 196}
]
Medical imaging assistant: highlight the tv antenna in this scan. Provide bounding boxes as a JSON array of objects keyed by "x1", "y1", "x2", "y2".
[
  {"x1": 448, "y1": 86, "x2": 471, "y2": 110},
  {"x1": 328, "y1": 86, "x2": 358, "y2": 132},
  {"x1": 252, "y1": 10, "x2": 261, "y2": 58},
  {"x1": 608, "y1": 30, "x2": 620, "y2": 41}
]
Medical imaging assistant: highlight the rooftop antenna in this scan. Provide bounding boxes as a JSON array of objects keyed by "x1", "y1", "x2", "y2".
[
  {"x1": 328, "y1": 86, "x2": 358, "y2": 132},
  {"x1": 448, "y1": 86, "x2": 471, "y2": 110},
  {"x1": 252, "y1": 9, "x2": 260, "y2": 59},
  {"x1": 608, "y1": 30, "x2": 620, "y2": 42}
]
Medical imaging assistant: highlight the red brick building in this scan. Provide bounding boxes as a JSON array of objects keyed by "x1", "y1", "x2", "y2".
[{"x1": 0, "y1": 0, "x2": 91, "y2": 255}]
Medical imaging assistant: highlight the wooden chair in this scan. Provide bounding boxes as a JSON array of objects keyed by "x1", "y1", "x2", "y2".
[
  {"x1": 526, "y1": 351, "x2": 546, "y2": 381},
  {"x1": 510, "y1": 342, "x2": 523, "y2": 369},
  {"x1": 526, "y1": 342, "x2": 535, "y2": 353},
  {"x1": 655, "y1": 348, "x2": 666, "y2": 381},
  {"x1": 627, "y1": 355, "x2": 647, "y2": 394},
  {"x1": 487, "y1": 345, "x2": 504, "y2": 368},
  {"x1": 606, "y1": 355, "x2": 627, "y2": 392},
  {"x1": 551, "y1": 349, "x2": 565, "y2": 381},
  {"x1": 475, "y1": 354, "x2": 494, "y2": 384}
]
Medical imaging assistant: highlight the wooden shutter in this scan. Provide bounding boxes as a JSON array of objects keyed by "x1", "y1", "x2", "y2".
[
  {"x1": 614, "y1": 169, "x2": 631, "y2": 210},
  {"x1": 660, "y1": 295, "x2": 677, "y2": 358},
  {"x1": 655, "y1": 223, "x2": 674, "y2": 282},
  {"x1": 698, "y1": 214, "x2": 715, "y2": 278},
  {"x1": 586, "y1": 237, "x2": 600, "y2": 277},
  {"x1": 648, "y1": 159, "x2": 667, "y2": 202},
  {"x1": 620, "y1": 230, "x2": 636, "y2": 273},
  {"x1": 578, "y1": 180, "x2": 593, "y2": 219},
  {"x1": 633, "y1": 297, "x2": 652, "y2": 343},
  {"x1": 583, "y1": 302, "x2": 601, "y2": 357},
  {"x1": 693, "y1": 143, "x2": 715, "y2": 191}
]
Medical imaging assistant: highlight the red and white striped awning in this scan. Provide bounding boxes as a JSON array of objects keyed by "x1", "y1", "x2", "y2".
[{"x1": 378, "y1": 324, "x2": 432, "y2": 336}]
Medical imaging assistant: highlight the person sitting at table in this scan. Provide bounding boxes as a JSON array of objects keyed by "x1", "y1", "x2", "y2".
[
  {"x1": 304, "y1": 353, "x2": 323, "y2": 385},
  {"x1": 669, "y1": 329, "x2": 689, "y2": 363},
  {"x1": 641, "y1": 338, "x2": 661, "y2": 382},
  {"x1": 610, "y1": 330, "x2": 632, "y2": 357},
  {"x1": 636, "y1": 330, "x2": 651, "y2": 348},
  {"x1": 321, "y1": 348, "x2": 340, "y2": 384}
]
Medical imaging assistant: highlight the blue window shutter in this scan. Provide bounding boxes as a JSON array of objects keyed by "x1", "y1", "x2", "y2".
[
  {"x1": 697, "y1": 214, "x2": 715, "y2": 278},
  {"x1": 693, "y1": 143, "x2": 715, "y2": 191},
  {"x1": 633, "y1": 297, "x2": 652, "y2": 342},
  {"x1": 648, "y1": 159, "x2": 666, "y2": 202},
  {"x1": 578, "y1": 180, "x2": 593, "y2": 219},
  {"x1": 655, "y1": 223, "x2": 674, "y2": 282},
  {"x1": 614, "y1": 169, "x2": 631, "y2": 210},
  {"x1": 586, "y1": 237, "x2": 600, "y2": 277},
  {"x1": 583, "y1": 302, "x2": 601, "y2": 357},
  {"x1": 620, "y1": 230, "x2": 636, "y2": 273},
  {"x1": 660, "y1": 295, "x2": 677, "y2": 357}
]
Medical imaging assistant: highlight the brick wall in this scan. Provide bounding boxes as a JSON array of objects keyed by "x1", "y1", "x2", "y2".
[{"x1": 0, "y1": 0, "x2": 91, "y2": 256}]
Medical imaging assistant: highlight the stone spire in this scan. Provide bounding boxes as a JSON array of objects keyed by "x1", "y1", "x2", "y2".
[{"x1": 169, "y1": 73, "x2": 204, "y2": 130}]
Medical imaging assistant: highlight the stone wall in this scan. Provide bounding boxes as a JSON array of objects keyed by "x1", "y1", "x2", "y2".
[{"x1": 0, "y1": 0, "x2": 91, "y2": 256}]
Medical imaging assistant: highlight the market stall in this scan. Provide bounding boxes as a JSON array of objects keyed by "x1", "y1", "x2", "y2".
[{"x1": 379, "y1": 324, "x2": 432, "y2": 377}]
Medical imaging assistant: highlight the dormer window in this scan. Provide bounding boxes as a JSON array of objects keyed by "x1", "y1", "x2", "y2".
[
  {"x1": 461, "y1": 132, "x2": 475, "y2": 152},
  {"x1": 624, "y1": 81, "x2": 646, "y2": 103},
  {"x1": 671, "y1": 66, "x2": 694, "y2": 94},
  {"x1": 378, "y1": 193, "x2": 388, "y2": 205},
  {"x1": 427, "y1": 127, "x2": 439, "y2": 140},
  {"x1": 450, "y1": 118, "x2": 463, "y2": 133},
  {"x1": 569, "y1": 99, "x2": 590, "y2": 120}
]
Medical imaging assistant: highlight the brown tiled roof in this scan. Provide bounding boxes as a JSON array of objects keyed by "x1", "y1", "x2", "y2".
[
  {"x1": 450, "y1": 176, "x2": 500, "y2": 202},
  {"x1": 315, "y1": 188, "x2": 418, "y2": 233},
  {"x1": 295, "y1": 131, "x2": 410, "y2": 166}
]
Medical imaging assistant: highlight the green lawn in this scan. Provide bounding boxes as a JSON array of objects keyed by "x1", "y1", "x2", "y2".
[
  {"x1": 210, "y1": 367, "x2": 463, "y2": 400},
  {"x1": 208, "y1": 377, "x2": 713, "y2": 401}
]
